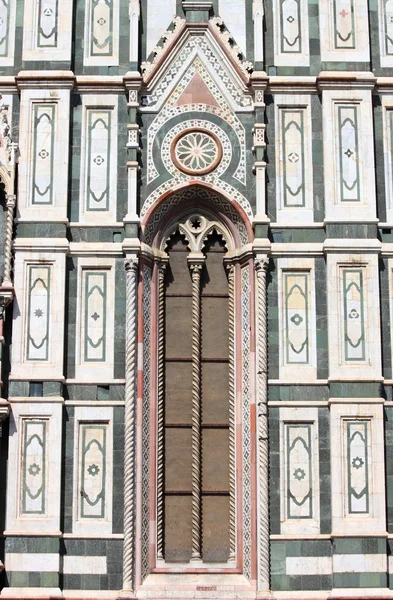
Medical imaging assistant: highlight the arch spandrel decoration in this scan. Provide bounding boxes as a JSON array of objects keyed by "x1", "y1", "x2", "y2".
[
  {"x1": 138, "y1": 190, "x2": 256, "y2": 584},
  {"x1": 142, "y1": 185, "x2": 253, "y2": 250}
]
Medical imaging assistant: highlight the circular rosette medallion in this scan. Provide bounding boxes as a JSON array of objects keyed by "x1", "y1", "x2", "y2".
[{"x1": 171, "y1": 129, "x2": 223, "y2": 175}]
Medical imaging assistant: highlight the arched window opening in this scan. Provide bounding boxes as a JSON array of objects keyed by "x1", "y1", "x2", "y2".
[{"x1": 158, "y1": 224, "x2": 233, "y2": 564}]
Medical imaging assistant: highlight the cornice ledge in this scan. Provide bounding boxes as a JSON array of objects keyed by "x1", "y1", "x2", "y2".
[
  {"x1": 0, "y1": 287, "x2": 14, "y2": 307},
  {"x1": 0, "y1": 77, "x2": 17, "y2": 93},
  {"x1": 13, "y1": 238, "x2": 69, "y2": 252},
  {"x1": 268, "y1": 75, "x2": 317, "y2": 94},
  {"x1": 16, "y1": 70, "x2": 75, "y2": 90},
  {"x1": 250, "y1": 71, "x2": 268, "y2": 88},
  {"x1": 122, "y1": 237, "x2": 141, "y2": 255},
  {"x1": 0, "y1": 401, "x2": 10, "y2": 420},
  {"x1": 75, "y1": 75, "x2": 125, "y2": 93},
  {"x1": 380, "y1": 242, "x2": 393, "y2": 257},
  {"x1": 323, "y1": 238, "x2": 381, "y2": 253},
  {"x1": 270, "y1": 243, "x2": 323, "y2": 257},
  {"x1": 69, "y1": 242, "x2": 123, "y2": 256},
  {"x1": 376, "y1": 77, "x2": 393, "y2": 94},
  {"x1": 317, "y1": 71, "x2": 376, "y2": 91}
]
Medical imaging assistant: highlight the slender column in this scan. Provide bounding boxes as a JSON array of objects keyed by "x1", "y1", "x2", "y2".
[
  {"x1": 2, "y1": 194, "x2": 15, "y2": 288},
  {"x1": 255, "y1": 255, "x2": 270, "y2": 592},
  {"x1": 156, "y1": 260, "x2": 167, "y2": 561},
  {"x1": 188, "y1": 254, "x2": 205, "y2": 562},
  {"x1": 227, "y1": 264, "x2": 236, "y2": 562},
  {"x1": 123, "y1": 256, "x2": 139, "y2": 592}
]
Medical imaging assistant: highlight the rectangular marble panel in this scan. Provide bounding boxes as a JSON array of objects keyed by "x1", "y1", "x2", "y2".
[
  {"x1": 86, "y1": 110, "x2": 111, "y2": 212},
  {"x1": 37, "y1": 0, "x2": 58, "y2": 47},
  {"x1": 31, "y1": 104, "x2": 55, "y2": 205},
  {"x1": 21, "y1": 419, "x2": 47, "y2": 516},
  {"x1": 83, "y1": 271, "x2": 107, "y2": 362},
  {"x1": 79, "y1": 424, "x2": 107, "y2": 519},
  {"x1": 346, "y1": 420, "x2": 369, "y2": 514},
  {"x1": 285, "y1": 424, "x2": 313, "y2": 519},
  {"x1": 337, "y1": 104, "x2": 360, "y2": 202},
  {"x1": 84, "y1": 0, "x2": 119, "y2": 65},
  {"x1": 26, "y1": 265, "x2": 51, "y2": 362},
  {"x1": 341, "y1": 268, "x2": 365, "y2": 362},
  {"x1": 283, "y1": 272, "x2": 310, "y2": 364},
  {"x1": 273, "y1": 0, "x2": 309, "y2": 65}
]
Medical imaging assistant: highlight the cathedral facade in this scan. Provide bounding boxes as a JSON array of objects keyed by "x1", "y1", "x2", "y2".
[{"x1": 0, "y1": 0, "x2": 392, "y2": 598}]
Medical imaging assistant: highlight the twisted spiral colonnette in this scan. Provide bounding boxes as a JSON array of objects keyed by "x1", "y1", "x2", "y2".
[
  {"x1": 190, "y1": 263, "x2": 202, "y2": 560},
  {"x1": 156, "y1": 263, "x2": 166, "y2": 560},
  {"x1": 256, "y1": 257, "x2": 270, "y2": 591},
  {"x1": 123, "y1": 258, "x2": 139, "y2": 591},
  {"x1": 3, "y1": 196, "x2": 15, "y2": 285},
  {"x1": 227, "y1": 265, "x2": 236, "y2": 561}
]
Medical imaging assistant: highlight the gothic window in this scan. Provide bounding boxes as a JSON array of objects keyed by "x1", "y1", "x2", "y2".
[{"x1": 156, "y1": 216, "x2": 236, "y2": 565}]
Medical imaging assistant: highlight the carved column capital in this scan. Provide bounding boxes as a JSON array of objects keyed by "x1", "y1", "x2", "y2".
[
  {"x1": 124, "y1": 256, "x2": 139, "y2": 274},
  {"x1": 5, "y1": 194, "x2": 15, "y2": 209},
  {"x1": 255, "y1": 254, "x2": 269, "y2": 275}
]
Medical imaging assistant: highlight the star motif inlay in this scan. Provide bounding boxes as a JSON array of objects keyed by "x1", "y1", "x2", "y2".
[
  {"x1": 352, "y1": 456, "x2": 364, "y2": 470},
  {"x1": 288, "y1": 152, "x2": 300, "y2": 163},
  {"x1": 28, "y1": 463, "x2": 41, "y2": 476},
  {"x1": 290, "y1": 313, "x2": 303, "y2": 326},
  {"x1": 34, "y1": 309, "x2": 43, "y2": 318},
  {"x1": 91, "y1": 312, "x2": 100, "y2": 321},
  {"x1": 344, "y1": 148, "x2": 354, "y2": 158},
  {"x1": 293, "y1": 468, "x2": 306, "y2": 481},
  {"x1": 87, "y1": 464, "x2": 100, "y2": 476}
]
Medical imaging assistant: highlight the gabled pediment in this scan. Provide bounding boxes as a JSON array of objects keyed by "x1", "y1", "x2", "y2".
[{"x1": 140, "y1": 16, "x2": 254, "y2": 112}]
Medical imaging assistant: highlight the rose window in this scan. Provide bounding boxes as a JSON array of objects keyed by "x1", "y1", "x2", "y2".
[{"x1": 171, "y1": 129, "x2": 222, "y2": 175}]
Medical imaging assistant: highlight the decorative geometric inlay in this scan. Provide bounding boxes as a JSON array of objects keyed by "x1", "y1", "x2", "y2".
[
  {"x1": 97, "y1": 17, "x2": 106, "y2": 25},
  {"x1": 290, "y1": 313, "x2": 303, "y2": 326},
  {"x1": 93, "y1": 155, "x2": 105, "y2": 165},
  {"x1": 293, "y1": 467, "x2": 306, "y2": 481},
  {"x1": 43, "y1": 8, "x2": 53, "y2": 16},
  {"x1": 287, "y1": 16, "x2": 295, "y2": 23},
  {"x1": 344, "y1": 148, "x2": 353, "y2": 158},
  {"x1": 38, "y1": 149, "x2": 49, "y2": 159},
  {"x1": 352, "y1": 456, "x2": 364, "y2": 470},
  {"x1": 287, "y1": 151, "x2": 299, "y2": 163},
  {"x1": 28, "y1": 463, "x2": 41, "y2": 476},
  {"x1": 91, "y1": 312, "x2": 100, "y2": 321},
  {"x1": 88, "y1": 463, "x2": 100, "y2": 476},
  {"x1": 34, "y1": 309, "x2": 43, "y2": 318},
  {"x1": 172, "y1": 129, "x2": 222, "y2": 176}
]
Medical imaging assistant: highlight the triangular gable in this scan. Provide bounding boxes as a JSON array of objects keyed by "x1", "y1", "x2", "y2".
[
  {"x1": 176, "y1": 72, "x2": 219, "y2": 108},
  {"x1": 141, "y1": 16, "x2": 253, "y2": 111}
]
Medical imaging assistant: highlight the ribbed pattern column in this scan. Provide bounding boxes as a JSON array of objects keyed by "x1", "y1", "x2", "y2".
[
  {"x1": 123, "y1": 257, "x2": 139, "y2": 591},
  {"x1": 255, "y1": 255, "x2": 270, "y2": 591},
  {"x1": 156, "y1": 261, "x2": 166, "y2": 561},
  {"x1": 189, "y1": 258, "x2": 204, "y2": 561}
]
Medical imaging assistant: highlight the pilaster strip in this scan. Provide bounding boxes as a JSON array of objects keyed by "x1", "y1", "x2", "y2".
[
  {"x1": 123, "y1": 257, "x2": 139, "y2": 591},
  {"x1": 189, "y1": 260, "x2": 203, "y2": 561},
  {"x1": 227, "y1": 264, "x2": 236, "y2": 562},
  {"x1": 255, "y1": 255, "x2": 270, "y2": 591},
  {"x1": 156, "y1": 260, "x2": 167, "y2": 561}
]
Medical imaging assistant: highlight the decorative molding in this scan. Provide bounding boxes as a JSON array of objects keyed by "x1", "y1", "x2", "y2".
[
  {"x1": 209, "y1": 17, "x2": 253, "y2": 78},
  {"x1": 141, "y1": 16, "x2": 186, "y2": 80}
]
